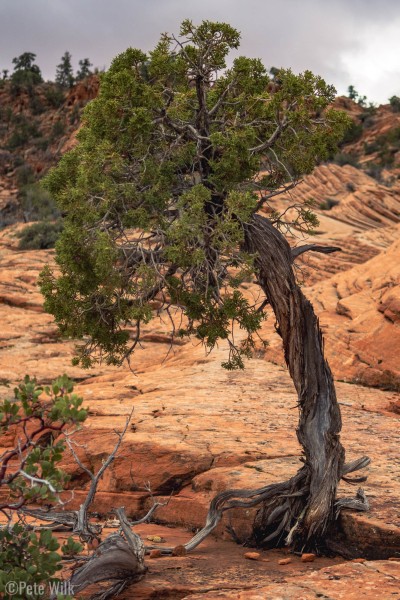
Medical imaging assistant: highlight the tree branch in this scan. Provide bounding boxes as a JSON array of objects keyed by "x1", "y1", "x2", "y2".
[{"x1": 291, "y1": 244, "x2": 342, "y2": 261}]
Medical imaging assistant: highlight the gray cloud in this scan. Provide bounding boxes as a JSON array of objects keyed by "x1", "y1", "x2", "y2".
[{"x1": 1, "y1": 0, "x2": 399, "y2": 103}]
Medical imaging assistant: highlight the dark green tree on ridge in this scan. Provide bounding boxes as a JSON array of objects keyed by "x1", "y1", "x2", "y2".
[{"x1": 55, "y1": 51, "x2": 75, "y2": 88}]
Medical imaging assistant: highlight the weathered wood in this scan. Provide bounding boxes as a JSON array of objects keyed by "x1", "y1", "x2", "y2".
[
  {"x1": 243, "y1": 214, "x2": 349, "y2": 544},
  {"x1": 64, "y1": 508, "x2": 146, "y2": 598}
]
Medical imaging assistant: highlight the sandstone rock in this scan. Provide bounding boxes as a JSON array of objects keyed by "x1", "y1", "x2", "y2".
[
  {"x1": 244, "y1": 552, "x2": 260, "y2": 560},
  {"x1": 172, "y1": 544, "x2": 187, "y2": 556},
  {"x1": 278, "y1": 558, "x2": 292, "y2": 565},
  {"x1": 301, "y1": 553, "x2": 316, "y2": 562}
]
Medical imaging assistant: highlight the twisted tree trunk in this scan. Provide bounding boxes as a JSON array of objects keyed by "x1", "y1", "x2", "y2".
[{"x1": 243, "y1": 214, "x2": 345, "y2": 545}]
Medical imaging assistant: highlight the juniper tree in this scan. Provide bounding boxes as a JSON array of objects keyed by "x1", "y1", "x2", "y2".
[
  {"x1": 76, "y1": 58, "x2": 93, "y2": 81},
  {"x1": 11, "y1": 52, "x2": 43, "y2": 88},
  {"x1": 40, "y1": 20, "x2": 370, "y2": 550},
  {"x1": 55, "y1": 51, "x2": 74, "y2": 88}
]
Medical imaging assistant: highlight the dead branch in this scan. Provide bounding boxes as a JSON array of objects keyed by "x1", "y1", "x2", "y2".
[
  {"x1": 60, "y1": 507, "x2": 146, "y2": 599},
  {"x1": 22, "y1": 410, "x2": 134, "y2": 541},
  {"x1": 291, "y1": 244, "x2": 342, "y2": 260}
]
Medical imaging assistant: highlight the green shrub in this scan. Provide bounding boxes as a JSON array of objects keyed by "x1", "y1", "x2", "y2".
[
  {"x1": 366, "y1": 162, "x2": 383, "y2": 181},
  {"x1": 319, "y1": 198, "x2": 339, "y2": 210},
  {"x1": 15, "y1": 164, "x2": 35, "y2": 187},
  {"x1": 389, "y1": 95, "x2": 400, "y2": 113},
  {"x1": 6, "y1": 118, "x2": 40, "y2": 150},
  {"x1": 0, "y1": 374, "x2": 85, "y2": 598},
  {"x1": 341, "y1": 120, "x2": 363, "y2": 145},
  {"x1": 51, "y1": 118, "x2": 66, "y2": 139},
  {"x1": 19, "y1": 183, "x2": 60, "y2": 221},
  {"x1": 332, "y1": 152, "x2": 359, "y2": 167},
  {"x1": 29, "y1": 94, "x2": 45, "y2": 115},
  {"x1": 43, "y1": 85, "x2": 65, "y2": 108},
  {"x1": 17, "y1": 220, "x2": 63, "y2": 250},
  {"x1": 33, "y1": 136, "x2": 50, "y2": 151}
]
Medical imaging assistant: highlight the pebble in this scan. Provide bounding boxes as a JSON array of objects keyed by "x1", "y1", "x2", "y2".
[
  {"x1": 278, "y1": 558, "x2": 292, "y2": 565},
  {"x1": 301, "y1": 553, "x2": 316, "y2": 563},
  {"x1": 172, "y1": 544, "x2": 187, "y2": 556},
  {"x1": 244, "y1": 552, "x2": 261, "y2": 561},
  {"x1": 351, "y1": 558, "x2": 366, "y2": 563},
  {"x1": 149, "y1": 549, "x2": 162, "y2": 559}
]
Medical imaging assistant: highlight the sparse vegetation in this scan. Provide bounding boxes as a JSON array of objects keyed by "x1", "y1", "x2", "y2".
[
  {"x1": 17, "y1": 220, "x2": 63, "y2": 250},
  {"x1": 76, "y1": 58, "x2": 93, "y2": 81},
  {"x1": 10, "y1": 52, "x2": 43, "y2": 92},
  {"x1": 389, "y1": 95, "x2": 400, "y2": 113},
  {"x1": 332, "y1": 151, "x2": 359, "y2": 167},
  {"x1": 19, "y1": 183, "x2": 60, "y2": 221},
  {"x1": 0, "y1": 375, "x2": 86, "y2": 598},
  {"x1": 55, "y1": 51, "x2": 75, "y2": 88}
]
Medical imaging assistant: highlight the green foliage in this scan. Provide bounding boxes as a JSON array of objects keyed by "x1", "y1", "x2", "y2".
[
  {"x1": 0, "y1": 525, "x2": 63, "y2": 599},
  {"x1": 319, "y1": 198, "x2": 339, "y2": 210},
  {"x1": 51, "y1": 118, "x2": 66, "y2": 139},
  {"x1": 0, "y1": 375, "x2": 86, "y2": 598},
  {"x1": 340, "y1": 120, "x2": 363, "y2": 145},
  {"x1": 347, "y1": 85, "x2": 367, "y2": 107},
  {"x1": 17, "y1": 220, "x2": 63, "y2": 250},
  {"x1": 15, "y1": 164, "x2": 35, "y2": 187},
  {"x1": 40, "y1": 19, "x2": 349, "y2": 369},
  {"x1": 6, "y1": 116, "x2": 40, "y2": 150},
  {"x1": 364, "y1": 126, "x2": 400, "y2": 167},
  {"x1": 332, "y1": 152, "x2": 360, "y2": 168},
  {"x1": 55, "y1": 52, "x2": 75, "y2": 88},
  {"x1": 43, "y1": 84, "x2": 66, "y2": 108},
  {"x1": 389, "y1": 95, "x2": 400, "y2": 113},
  {"x1": 10, "y1": 52, "x2": 43, "y2": 92},
  {"x1": 19, "y1": 183, "x2": 60, "y2": 221},
  {"x1": 76, "y1": 58, "x2": 93, "y2": 81}
]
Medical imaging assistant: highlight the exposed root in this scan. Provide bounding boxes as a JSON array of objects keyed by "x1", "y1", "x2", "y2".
[{"x1": 145, "y1": 455, "x2": 370, "y2": 556}]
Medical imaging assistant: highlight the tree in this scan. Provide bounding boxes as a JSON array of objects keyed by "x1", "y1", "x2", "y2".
[
  {"x1": 76, "y1": 57, "x2": 93, "y2": 81},
  {"x1": 347, "y1": 85, "x2": 367, "y2": 107},
  {"x1": 11, "y1": 52, "x2": 43, "y2": 88},
  {"x1": 55, "y1": 51, "x2": 74, "y2": 88},
  {"x1": 389, "y1": 95, "x2": 400, "y2": 113},
  {"x1": 40, "y1": 20, "x2": 370, "y2": 552}
]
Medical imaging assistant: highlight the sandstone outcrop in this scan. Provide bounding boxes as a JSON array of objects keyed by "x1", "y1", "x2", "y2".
[{"x1": 1, "y1": 93, "x2": 400, "y2": 597}]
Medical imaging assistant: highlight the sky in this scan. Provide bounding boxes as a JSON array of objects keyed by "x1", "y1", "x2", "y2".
[{"x1": 1, "y1": 0, "x2": 399, "y2": 105}]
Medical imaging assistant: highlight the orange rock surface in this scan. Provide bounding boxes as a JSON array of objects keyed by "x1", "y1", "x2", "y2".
[{"x1": 1, "y1": 152, "x2": 400, "y2": 596}]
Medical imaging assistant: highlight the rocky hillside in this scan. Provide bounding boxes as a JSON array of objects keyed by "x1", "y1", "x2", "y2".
[{"x1": 0, "y1": 75, "x2": 99, "y2": 226}]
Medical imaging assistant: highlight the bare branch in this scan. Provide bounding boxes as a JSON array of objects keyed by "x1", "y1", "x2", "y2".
[{"x1": 291, "y1": 244, "x2": 342, "y2": 261}]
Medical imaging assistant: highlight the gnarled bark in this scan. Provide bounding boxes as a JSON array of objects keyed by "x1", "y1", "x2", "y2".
[
  {"x1": 144, "y1": 214, "x2": 370, "y2": 555},
  {"x1": 243, "y1": 214, "x2": 357, "y2": 545}
]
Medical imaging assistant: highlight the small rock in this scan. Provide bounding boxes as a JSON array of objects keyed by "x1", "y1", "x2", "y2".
[
  {"x1": 388, "y1": 557, "x2": 400, "y2": 561},
  {"x1": 351, "y1": 558, "x2": 366, "y2": 563},
  {"x1": 149, "y1": 549, "x2": 162, "y2": 558},
  {"x1": 244, "y1": 552, "x2": 261, "y2": 561},
  {"x1": 278, "y1": 558, "x2": 292, "y2": 565},
  {"x1": 172, "y1": 544, "x2": 187, "y2": 556},
  {"x1": 301, "y1": 553, "x2": 316, "y2": 563}
]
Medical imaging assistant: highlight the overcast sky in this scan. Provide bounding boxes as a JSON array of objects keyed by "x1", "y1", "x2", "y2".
[{"x1": 1, "y1": 0, "x2": 399, "y2": 104}]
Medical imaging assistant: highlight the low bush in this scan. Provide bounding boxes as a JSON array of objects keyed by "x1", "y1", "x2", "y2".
[
  {"x1": 43, "y1": 84, "x2": 65, "y2": 108},
  {"x1": 17, "y1": 220, "x2": 63, "y2": 250},
  {"x1": 19, "y1": 183, "x2": 60, "y2": 221},
  {"x1": 332, "y1": 152, "x2": 360, "y2": 167},
  {"x1": 0, "y1": 374, "x2": 86, "y2": 598},
  {"x1": 389, "y1": 95, "x2": 400, "y2": 113}
]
